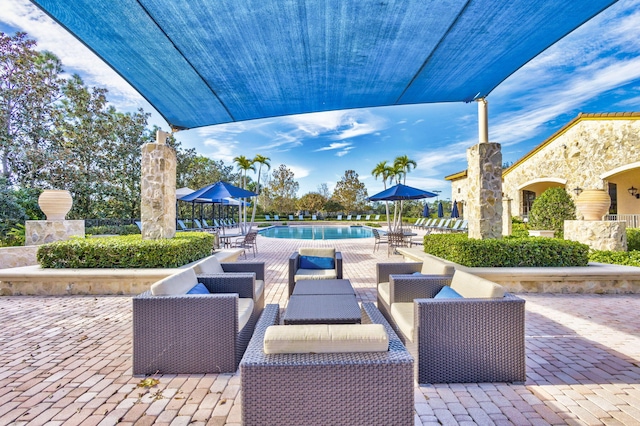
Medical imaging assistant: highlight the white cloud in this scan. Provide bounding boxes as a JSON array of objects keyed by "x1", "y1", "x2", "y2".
[
  {"x1": 288, "y1": 164, "x2": 310, "y2": 179},
  {"x1": 336, "y1": 147, "x2": 354, "y2": 157},
  {"x1": 314, "y1": 142, "x2": 352, "y2": 152},
  {"x1": 201, "y1": 138, "x2": 239, "y2": 163}
]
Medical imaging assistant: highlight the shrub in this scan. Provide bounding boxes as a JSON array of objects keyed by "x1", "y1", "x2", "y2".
[
  {"x1": 589, "y1": 250, "x2": 640, "y2": 267},
  {"x1": 528, "y1": 187, "x2": 576, "y2": 237},
  {"x1": 423, "y1": 233, "x2": 589, "y2": 267},
  {"x1": 37, "y1": 232, "x2": 214, "y2": 268},
  {"x1": 85, "y1": 224, "x2": 140, "y2": 235},
  {"x1": 365, "y1": 222, "x2": 382, "y2": 228},
  {"x1": 627, "y1": 228, "x2": 640, "y2": 251}
]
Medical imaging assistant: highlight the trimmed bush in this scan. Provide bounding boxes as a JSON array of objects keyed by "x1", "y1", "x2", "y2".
[
  {"x1": 589, "y1": 250, "x2": 640, "y2": 267},
  {"x1": 528, "y1": 187, "x2": 576, "y2": 237},
  {"x1": 85, "y1": 224, "x2": 140, "y2": 235},
  {"x1": 627, "y1": 228, "x2": 640, "y2": 251},
  {"x1": 423, "y1": 233, "x2": 589, "y2": 267},
  {"x1": 37, "y1": 232, "x2": 214, "y2": 268}
]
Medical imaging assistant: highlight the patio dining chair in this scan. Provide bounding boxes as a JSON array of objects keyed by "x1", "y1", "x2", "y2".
[
  {"x1": 231, "y1": 232, "x2": 258, "y2": 258},
  {"x1": 387, "y1": 232, "x2": 408, "y2": 257},
  {"x1": 372, "y1": 228, "x2": 388, "y2": 252}
]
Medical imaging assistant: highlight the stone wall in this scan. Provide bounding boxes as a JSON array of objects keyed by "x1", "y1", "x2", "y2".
[
  {"x1": 25, "y1": 220, "x2": 85, "y2": 246},
  {"x1": 0, "y1": 247, "x2": 38, "y2": 269},
  {"x1": 466, "y1": 143, "x2": 502, "y2": 239},
  {"x1": 141, "y1": 142, "x2": 176, "y2": 240},
  {"x1": 502, "y1": 115, "x2": 640, "y2": 216},
  {"x1": 565, "y1": 220, "x2": 627, "y2": 251}
]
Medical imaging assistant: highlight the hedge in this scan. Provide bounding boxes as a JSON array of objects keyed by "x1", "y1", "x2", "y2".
[
  {"x1": 37, "y1": 232, "x2": 214, "y2": 268},
  {"x1": 423, "y1": 233, "x2": 589, "y2": 267},
  {"x1": 85, "y1": 224, "x2": 140, "y2": 235},
  {"x1": 589, "y1": 250, "x2": 640, "y2": 267}
]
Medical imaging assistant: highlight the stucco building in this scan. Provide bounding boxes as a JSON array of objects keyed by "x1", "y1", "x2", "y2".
[{"x1": 446, "y1": 112, "x2": 640, "y2": 226}]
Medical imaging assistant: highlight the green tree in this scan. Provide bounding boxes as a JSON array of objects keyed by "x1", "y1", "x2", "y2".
[
  {"x1": 528, "y1": 187, "x2": 576, "y2": 237},
  {"x1": 249, "y1": 154, "x2": 270, "y2": 226},
  {"x1": 233, "y1": 155, "x2": 255, "y2": 232},
  {"x1": 371, "y1": 160, "x2": 395, "y2": 229},
  {"x1": 1, "y1": 32, "x2": 62, "y2": 186},
  {"x1": 297, "y1": 192, "x2": 327, "y2": 214},
  {"x1": 265, "y1": 164, "x2": 298, "y2": 213},
  {"x1": 392, "y1": 155, "x2": 417, "y2": 229},
  {"x1": 333, "y1": 170, "x2": 368, "y2": 214}
]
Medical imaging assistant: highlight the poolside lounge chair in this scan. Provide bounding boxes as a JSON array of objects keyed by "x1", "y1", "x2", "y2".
[
  {"x1": 374, "y1": 215, "x2": 380, "y2": 221},
  {"x1": 365, "y1": 214, "x2": 371, "y2": 220},
  {"x1": 135, "y1": 220, "x2": 142, "y2": 231},
  {"x1": 274, "y1": 215, "x2": 280, "y2": 221},
  {"x1": 298, "y1": 215, "x2": 304, "y2": 220},
  {"x1": 241, "y1": 303, "x2": 413, "y2": 426},
  {"x1": 264, "y1": 214, "x2": 271, "y2": 221},
  {"x1": 311, "y1": 214, "x2": 317, "y2": 220},
  {"x1": 413, "y1": 218, "x2": 424, "y2": 229},
  {"x1": 288, "y1": 247, "x2": 343, "y2": 296},
  {"x1": 193, "y1": 219, "x2": 206, "y2": 231},
  {"x1": 346, "y1": 214, "x2": 352, "y2": 220},
  {"x1": 177, "y1": 219, "x2": 191, "y2": 231},
  {"x1": 355, "y1": 214, "x2": 361, "y2": 220},
  {"x1": 289, "y1": 215, "x2": 294, "y2": 221},
  {"x1": 445, "y1": 219, "x2": 464, "y2": 233},
  {"x1": 337, "y1": 214, "x2": 343, "y2": 220},
  {"x1": 453, "y1": 220, "x2": 468, "y2": 233}
]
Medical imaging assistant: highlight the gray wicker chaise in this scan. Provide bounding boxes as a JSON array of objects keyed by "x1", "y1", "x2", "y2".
[
  {"x1": 132, "y1": 260, "x2": 265, "y2": 375},
  {"x1": 376, "y1": 262, "x2": 526, "y2": 384},
  {"x1": 240, "y1": 303, "x2": 414, "y2": 426}
]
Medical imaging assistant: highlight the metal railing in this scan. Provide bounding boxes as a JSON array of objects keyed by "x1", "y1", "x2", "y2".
[{"x1": 604, "y1": 214, "x2": 640, "y2": 228}]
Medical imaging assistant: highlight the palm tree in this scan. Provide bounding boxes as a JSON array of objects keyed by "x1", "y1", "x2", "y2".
[
  {"x1": 393, "y1": 155, "x2": 417, "y2": 229},
  {"x1": 249, "y1": 154, "x2": 271, "y2": 227},
  {"x1": 233, "y1": 155, "x2": 255, "y2": 233},
  {"x1": 371, "y1": 161, "x2": 395, "y2": 230}
]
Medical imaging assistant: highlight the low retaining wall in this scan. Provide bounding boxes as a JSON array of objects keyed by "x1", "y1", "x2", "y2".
[
  {"x1": 0, "y1": 249, "x2": 243, "y2": 296},
  {"x1": 397, "y1": 247, "x2": 640, "y2": 294},
  {"x1": 0, "y1": 246, "x2": 39, "y2": 269}
]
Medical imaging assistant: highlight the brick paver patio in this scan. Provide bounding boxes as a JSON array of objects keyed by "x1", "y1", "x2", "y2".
[{"x1": 1, "y1": 230, "x2": 640, "y2": 425}]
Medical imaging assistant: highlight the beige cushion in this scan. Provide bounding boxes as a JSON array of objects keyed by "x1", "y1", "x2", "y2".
[
  {"x1": 295, "y1": 269, "x2": 338, "y2": 281},
  {"x1": 390, "y1": 302, "x2": 414, "y2": 342},
  {"x1": 150, "y1": 269, "x2": 199, "y2": 296},
  {"x1": 450, "y1": 270, "x2": 505, "y2": 298},
  {"x1": 420, "y1": 258, "x2": 455, "y2": 275},
  {"x1": 377, "y1": 281, "x2": 391, "y2": 306},
  {"x1": 238, "y1": 298, "x2": 254, "y2": 331},
  {"x1": 263, "y1": 324, "x2": 388, "y2": 354},
  {"x1": 298, "y1": 247, "x2": 336, "y2": 258},
  {"x1": 255, "y1": 279, "x2": 264, "y2": 300},
  {"x1": 191, "y1": 256, "x2": 225, "y2": 275}
]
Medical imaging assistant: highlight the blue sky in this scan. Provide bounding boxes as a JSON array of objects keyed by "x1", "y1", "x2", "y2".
[{"x1": 2, "y1": 0, "x2": 640, "y2": 200}]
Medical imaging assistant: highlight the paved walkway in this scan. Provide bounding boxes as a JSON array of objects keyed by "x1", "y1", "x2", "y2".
[{"x1": 1, "y1": 231, "x2": 640, "y2": 425}]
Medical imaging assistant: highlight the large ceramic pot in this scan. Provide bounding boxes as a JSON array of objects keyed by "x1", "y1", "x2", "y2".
[
  {"x1": 38, "y1": 190, "x2": 73, "y2": 220},
  {"x1": 575, "y1": 189, "x2": 610, "y2": 221}
]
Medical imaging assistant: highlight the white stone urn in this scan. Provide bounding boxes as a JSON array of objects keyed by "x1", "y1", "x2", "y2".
[
  {"x1": 575, "y1": 189, "x2": 611, "y2": 221},
  {"x1": 38, "y1": 190, "x2": 73, "y2": 220}
]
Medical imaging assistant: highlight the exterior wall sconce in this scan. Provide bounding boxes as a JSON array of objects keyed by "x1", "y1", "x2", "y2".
[
  {"x1": 628, "y1": 186, "x2": 640, "y2": 199},
  {"x1": 573, "y1": 187, "x2": 583, "y2": 196}
]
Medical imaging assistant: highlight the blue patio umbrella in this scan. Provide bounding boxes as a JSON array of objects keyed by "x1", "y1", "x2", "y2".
[
  {"x1": 437, "y1": 202, "x2": 444, "y2": 218},
  {"x1": 451, "y1": 200, "x2": 460, "y2": 218},
  {"x1": 368, "y1": 184, "x2": 437, "y2": 201},
  {"x1": 422, "y1": 203, "x2": 430, "y2": 217},
  {"x1": 179, "y1": 181, "x2": 257, "y2": 202}
]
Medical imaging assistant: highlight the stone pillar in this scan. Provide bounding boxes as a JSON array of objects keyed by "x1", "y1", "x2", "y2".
[
  {"x1": 466, "y1": 143, "x2": 503, "y2": 239},
  {"x1": 141, "y1": 131, "x2": 176, "y2": 240},
  {"x1": 502, "y1": 197, "x2": 512, "y2": 236},
  {"x1": 564, "y1": 220, "x2": 627, "y2": 251}
]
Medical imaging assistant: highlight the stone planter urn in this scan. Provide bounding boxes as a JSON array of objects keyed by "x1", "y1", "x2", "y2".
[
  {"x1": 38, "y1": 190, "x2": 73, "y2": 220},
  {"x1": 575, "y1": 189, "x2": 610, "y2": 221},
  {"x1": 528, "y1": 230, "x2": 555, "y2": 238}
]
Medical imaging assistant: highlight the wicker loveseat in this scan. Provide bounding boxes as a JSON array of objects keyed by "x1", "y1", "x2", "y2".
[
  {"x1": 240, "y1": 303, "x2": 414, "y2": 426},
  {"x1": 376, "y1": 263, "x2": 526, "y2": 384},
  {"x1": 288, "y1": 247, "x2": 343, "y2": 295},
  {"x1": 133, "y1": 260, "x2": 265, "y2": 375}
]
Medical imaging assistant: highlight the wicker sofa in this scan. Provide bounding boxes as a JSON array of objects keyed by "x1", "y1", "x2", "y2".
[
  {"x1": 376, "y1": 263, "x2": 526, "y2": 384},
  {"x1": 288, "y1": 247, "x2": 343, "y2": 295},
  {"x1": 240, "y1": 303, "x2": 414, "y2": 426},
  {"x1": 132, "y1": 259, "x2": 265, "y2": 375}
]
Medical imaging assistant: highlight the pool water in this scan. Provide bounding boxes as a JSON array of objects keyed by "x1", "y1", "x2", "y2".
[{"x1": 258, "y1": 225, "x2": 374, "y2": 240}]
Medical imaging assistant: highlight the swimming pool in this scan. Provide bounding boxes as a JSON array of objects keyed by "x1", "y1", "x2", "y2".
[{"x1": 259, "y1": 225, "x2": 374, "y2": 240}]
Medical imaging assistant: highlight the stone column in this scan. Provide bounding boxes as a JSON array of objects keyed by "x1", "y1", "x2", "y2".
[
  {"x1": 502, "y1": 197, "x2": 512, "y2": 236},
  {"x1": 466, "y1": 143, "x2": 503, "y2": 239},
  {"x1": 141, "y1": 131, "x2": 176, "y2": 240}
]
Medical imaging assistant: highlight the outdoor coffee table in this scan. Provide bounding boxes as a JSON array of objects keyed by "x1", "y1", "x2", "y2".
[
  {"x1": 283, "y1": 294, "x2": 361, "y2": 325},
  {"x1": 292, "y1": 278, "x2": 355, "y2": 295}
]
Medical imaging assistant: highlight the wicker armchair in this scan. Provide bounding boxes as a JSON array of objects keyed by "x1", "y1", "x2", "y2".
[
  {"x1": 133, "y1": 267, "x2": 264, "y2": 375},
  {"x1": 288, "y1": 248, "x2": 343, "y2": 295},
  {"x1": 375, "y1": 264, "x2": 526, "y2": 384},
  {"x1": 240, "y1": 303, "x2": 414, "y2": 426}
]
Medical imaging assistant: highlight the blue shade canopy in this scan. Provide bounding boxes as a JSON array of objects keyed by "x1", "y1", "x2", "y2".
[
  {"x1": 29, "y1": 0, "x2": 618, "y2": 130},
  {"x1": 369, "y1": 184, "x2": 436, "y2": 201},
  {"x1": 179, "y1": 181, "x2": 256, "y2": 202}
]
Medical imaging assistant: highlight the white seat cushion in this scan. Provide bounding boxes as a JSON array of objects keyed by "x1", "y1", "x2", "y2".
[
  {"x1": 450, "y1": 270, "x2": 505, "y2": 298},
  {"x1": 150, "y1": 269, "x2": 199, "y2": 296},
  {"x1": 390, "y1": 302, "x2": 414, "y2": 342},
  {"x1": 191, "y1": 256, "x2": 225, "y2": 275},
  {"x1": 263, "y1": 324, "x2": 388, "y2": 354},
  {"x1": 377, "y1": 281, "x2": 391, "y2": 306},
  {"x1": 238, "y1": 298, "x2": 254, "y2": 331},
  {"x1": 254, "y1": 279, "x2": 264, "y2": 300},
  {"x1": 295, "y1": 269, "x2": 338, "y2": 281}
]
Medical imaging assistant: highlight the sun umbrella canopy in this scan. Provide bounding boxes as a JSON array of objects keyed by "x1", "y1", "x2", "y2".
[
  {"x1": 368, "y1": 184, "x2": 437, "y2": 201},
  {"x1": 438, "y1": 202, "x2": 444, "y2": 218},
  {"x1": 451, "y1": 201, "x2": 460, "y2": 218},
  {"x1": 29, "y1": 0, "x2": 617, "y2": 129},
  {"x1": 179, "y1": 181, "x2": 257, "y2": 202}
]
